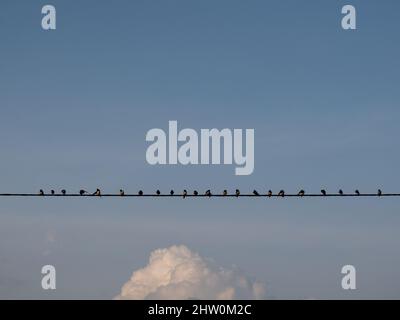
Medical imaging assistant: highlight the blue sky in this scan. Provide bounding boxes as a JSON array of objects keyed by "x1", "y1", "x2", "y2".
[{"x1": 0, "y1": 0, "x2": 400, "y2": 299}]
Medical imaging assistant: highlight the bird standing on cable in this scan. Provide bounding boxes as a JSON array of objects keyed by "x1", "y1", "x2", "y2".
[
  {"x1": 156, "y1": 190, "x2": 161, "y2": 196},
  {"x1": 80, "y1": 189, "x2": 87, "y2": 196},
  {"x1": 298, "y1": 190, "x2": 305, "y2": 197},
  {"x1": 235, "y1": 189, "x2": 240, "y2": 197},
  {"x1": 170, "y1": 190, "x2": 174, "y2": 196},
  {"x1": 355, "y1": 190, "x2": 360, "y2": 196},
  {"x1": 253, "y1": 190, "x2": 260, "y2": 196},
  {"x1": 93, "y1": 189, "x2": 101, "y2": 196},
  {"x1": 51, "y1": 190, "x2": 55, "y2": 195},
  {"x1": 39, "y1": 189, "x2": 44, "y2": 196},
  {"x1": 223, "y1": 190, "x2": 228, "y2": 196},
  {"x1": 61, "y1": 189, "x2": 66, "y2": 195},
  {"x1": 193, "y1": 190, "x2": 198, "y2": 196},
  {"x1": 120, "y1": 189, "x2": 125, "y2": 196},
  {"x1": 205, "y1": 190, "x2": 212, "y2": 197},
  {"x1": 183, "y1": 190, "x2": 187, "y2": 199},
  {"x1": 278, "y1": 190, "x2": 285, "y2": 197},
  {"x1": 267, "y1": 190, "x2": 272, "y2": 197},
  {"x1": 321, "y1": 189, "x2": 327, "y2": 196},
  {"x1": 378, "y1": 189, "x2": 382, "y2": 196},
  {"x1": 138, "y1": 190, "x2": 143, "y2": 196},
  {"x1": 339, "y1": 189, "x2": 344, "y2": 196}
]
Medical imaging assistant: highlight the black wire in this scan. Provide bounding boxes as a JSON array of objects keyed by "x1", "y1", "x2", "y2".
[{"x1": 0, "y1": 193, "x2": 398, "y2": 197}]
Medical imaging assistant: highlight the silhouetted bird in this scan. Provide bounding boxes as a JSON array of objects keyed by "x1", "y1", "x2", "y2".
[
  {"x1": 321, "y1": 189, "x2": 327, "y2": 196},
  {"x1": 267, "y1": 190, "x2": 272, "y2": 197},
  {"x1": 223, "y1": 190, "x2": 228, "y2": 196},
  {"x1": 339, "y1": 189, "x2": 344, "y2": 196},
  {"x1": 120, "y1": 189, "x2": 125, "y2": 196},
  {"x1": 80, "y1": 189, "x2": 86, "y2": 196},
  {"x1": 138, "y1": 190, "x2": 143, "y2": 196},
  {"x1": 253, "y1": 190, "x2": 260, "y2": 196},
  {"x1": 378, "y1": 189, "x2": 382, "y2": 196},
  {"x1": 298, "y1": 190, "x2": 305, "y2": 197},
  {"x1": 156, "y1": 190, "x2": 161, "y2": 196},
  {"x1": 235, "y1": 189, "x2": 240, "y2": 197},
  {"x1": 93, "y1": 189, "x2": 101, "y2": 196},
  {"x1": 170, "y1": 190, "x2": 174, "y2": 196},
  {"x1": 183, "y1": 190, "x2": 187, "y2": 199},
  {"x1": 355, "y1": 190, "x2": 360, "y2": 196},
  {"x1": 278, "y1": 190, "x2": 285, "y2": 197},
  {"x1": 61, "y1": 189, "x2": 66, "y2": 195},
  {"x1": 193, "y1": 190, "x2": 198, "y2": 196},
  {"x1": 205, "y1": 190, "x2": 212, "y2": 197},
  {"x1": 50, "y1": 190, "x2": 55, "y2": 195},
  {"x1": 39, "y1": 189, "x2": 44, "y2": 196}
]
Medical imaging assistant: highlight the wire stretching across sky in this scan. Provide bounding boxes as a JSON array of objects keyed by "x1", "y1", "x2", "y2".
[{"x1": 0, "y1": 192, "x2": 399, "y2": 198}]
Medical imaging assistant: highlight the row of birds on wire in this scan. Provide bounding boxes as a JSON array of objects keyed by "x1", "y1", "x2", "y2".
[{"x1": 30, "y1": 188, "x2": 386, "y2": 198}]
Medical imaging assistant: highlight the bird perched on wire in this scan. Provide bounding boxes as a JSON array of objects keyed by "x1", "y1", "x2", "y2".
[
  {"x1": 61, "y1": 189, "x2": 66, "y2": 195},
  {"x1": 355, "y1": 190, "x2": 360, "y2": 196},
  {"x1": 170, "y1": 190, "x2": 174, "y2": 196},
  {"x1": 80, "y1": 189, "x2": 87, "y2": 196},
  {"x1": 193, "y1": 190, "x2": 198, "y2": 196},
  {"x1": 298, "y1": 190, "x2": 305, "y2": 197},
  {"x1": 51, "y1": 190, "x2": 55, "y2": 195},
  {"x1": 156, "y1": 190, "x2": 161, "y2": 196},
  {"x1": 183, "y1": 190, "x2": 187, "y2": 199},
  {"x1": 138, "y1": 190, "x2": 143, "y2": 196},
  {"x1": 223, "y1": 190, "x2": 228, "y2": 196},
  {"x1": 205, "y1": 190, "x2": 212, "y2": 197},
  {"x1": 378, "y1": 189, "x2": 382, "y2": 196},
  {"x1": 235, "y1": 189, "x2": 240, "y2": 197},
  {"x1": 339, "y1": 189, "x2": 344, "y2": 196},
  {"x1": 278, "y1": 190, "x2": 285, "y2": 197},
  {"x1": 120, "y1": 189, "x2": 125, "y2": 196},
  {"x1": 39, "y1": 189, "x2": 44, "y2": 196},
  {"x1": 93, "y1": 189, "x2": 101, "y2": 196},
  {"x1": 321, "y1": 189, "x2": 327, "y2": 196},
  {"x1": 253, "y1": 190, "x2": 260, "y2": 196},
  {"x1": 267, "y1": 190, "x2": 272, "y2": 197}
]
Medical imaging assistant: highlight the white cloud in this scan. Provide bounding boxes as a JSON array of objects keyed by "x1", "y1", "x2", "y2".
[{"x1": 115, "y1": 245, "x2": 265, "y2": 300}]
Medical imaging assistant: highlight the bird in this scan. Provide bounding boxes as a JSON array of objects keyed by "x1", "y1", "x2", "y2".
[
  {"x1": 138, "y1": 190, "x2": 143, "y2": 196},
  {"x1": 50, "y1": 190, "x2": 55, "y2": 195},
  {"x1": 183, "y1": 190, "x2": 187, "y2": 199},
  {"x1": 61, "y1": 189, "x2": 66, "y2": 195},
  {"x1": 253, "y1": 190, "x2": 260, "y2": 196},
  {"x1": 298, "y1": 189, "x2": 305, "y2": 197},
  {"x1": 93, "y1": 188, "x2": 101, "y2": 196},
  {"x1": 79, "y1": 189, "x2": 87, "y2": 196},
  {"x1": 39, "y1": 189, "x2": 44, "y2": 196},
  {"x1": 339, "y1": 189, "x2": 344, "y2": 196},
  {"x1": 355, "y1": 189, "x2": 360, "y2": 196},
  {"x1": 205, "y1": 190, "x2": 212, "y2": 197},
  {"x1": 278, "y1": 190, "x2": 285, "y2": 197},
  {"x1": 170, "y1": 190, "x2": 174, "y2": 196},
  {"x1": 193, "y1": 190, "x2": 198, "y2": 196},
  {"x1": 321, "y1": 189, "x2": 327, "y2": 196},
  {"x1": 119, "y1": 189, "x2": 125, "y2": 196},
  {"x1": 235, "y1": 189, "x2": 240, "y2": 197},
  {"x1": 223, "y1": 190, "x2": 228, "y2": 196},
  {"x1": 267, "y1": 190, "x2": 272, "y2": 197},
  {"x1": 156, "y1": 190, "x2": 161, "y2": 196},
  {"x1": 378, "y1": 189, "x2": 382, "y2": 196}
]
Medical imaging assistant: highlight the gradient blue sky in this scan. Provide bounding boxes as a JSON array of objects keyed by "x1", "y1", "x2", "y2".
[{"x1": 1, "y1": 0, "x2": 400, "y2": 299}]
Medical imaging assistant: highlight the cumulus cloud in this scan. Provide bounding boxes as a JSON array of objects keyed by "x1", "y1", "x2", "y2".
[{"x1": 115, "y1": 245, "x2": 265, "y2": 300}]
